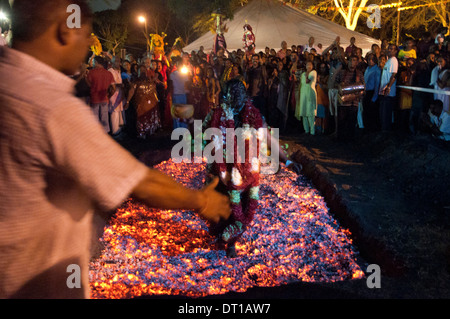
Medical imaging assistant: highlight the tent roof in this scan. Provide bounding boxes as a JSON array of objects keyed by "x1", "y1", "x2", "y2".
[{"x1": 183, "y1": 0, "x2": 380, "y2": 54}]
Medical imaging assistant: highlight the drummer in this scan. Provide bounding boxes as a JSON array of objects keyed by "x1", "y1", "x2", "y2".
[{"x1": 334, "y1": 55, "x2": 365, "y2": 141}]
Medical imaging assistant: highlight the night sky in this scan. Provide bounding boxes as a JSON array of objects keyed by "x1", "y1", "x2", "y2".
[
  {"x1": 2, "y1": 0, "x2": 122, "y2": 13},
  {"x1": 88, "y1": 0, "x2": 121, "y2": 12}
]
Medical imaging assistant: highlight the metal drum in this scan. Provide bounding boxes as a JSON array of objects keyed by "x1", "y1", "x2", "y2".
[
  {"x1": 339, "y1": 84, "x2": 365, "y2": 96},
  {"x1": 338, "y1": 84, "x2": 365, "y2": 104}
]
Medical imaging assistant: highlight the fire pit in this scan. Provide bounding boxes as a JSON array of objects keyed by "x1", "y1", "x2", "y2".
[{"x1": 89, "y1": 159, "x2": 364, "y2": 299}]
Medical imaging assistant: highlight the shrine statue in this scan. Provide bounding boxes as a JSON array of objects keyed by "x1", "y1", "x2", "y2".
[
  {"x1": 243, "y1": 23, "x2": 256, "y2": 57},
  {"x1": 211, "y1": 11, "x2": 228, "y2": 54}
]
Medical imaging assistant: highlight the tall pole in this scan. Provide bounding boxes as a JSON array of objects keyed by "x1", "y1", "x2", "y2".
[
  {"x1": 139, "y1": 16, "x2": 150, "y2": 55},
  {"x1": 396, "y1": 1, "x2": 401, "y2": 46},
  {"x1": 144, "y1": 20, "x2": 149, "y2": 55}
]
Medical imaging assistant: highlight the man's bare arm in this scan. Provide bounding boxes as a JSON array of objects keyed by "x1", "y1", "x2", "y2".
[{"x1": 131, "y1": 168, "x2": 231, "y2": 223}]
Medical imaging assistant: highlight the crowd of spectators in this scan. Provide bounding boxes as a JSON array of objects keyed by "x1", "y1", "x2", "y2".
[{"x1": 71, "y1": 29, "x2": 450, "y2": 143}]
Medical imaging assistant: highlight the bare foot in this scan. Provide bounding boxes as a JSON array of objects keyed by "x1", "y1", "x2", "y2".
[{"x1": 226, "y1": 244, "x2": 237, "y2": 258}]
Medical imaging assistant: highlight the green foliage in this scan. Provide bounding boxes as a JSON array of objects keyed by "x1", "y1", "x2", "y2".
[{"x1": 282, "y1": 0, "x2": 449, "y2": 42}]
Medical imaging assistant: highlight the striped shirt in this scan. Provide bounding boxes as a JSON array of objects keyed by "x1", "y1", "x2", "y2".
[{"x1": 0, "y1": 47, "x2": 148, "y2": 298}]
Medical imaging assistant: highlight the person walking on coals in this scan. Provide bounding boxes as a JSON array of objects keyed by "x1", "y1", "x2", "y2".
[{"x1": 203, "y1": 79, "x2": 302, "y2": 257}]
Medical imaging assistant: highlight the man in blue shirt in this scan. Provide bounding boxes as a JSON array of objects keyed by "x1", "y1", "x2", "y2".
[
  {"x1": 363, "y1": 53, "x2": 382, "y2": 132},
  {"x1": 169, "y1": 58, "x2": 190, "y2": 128}
]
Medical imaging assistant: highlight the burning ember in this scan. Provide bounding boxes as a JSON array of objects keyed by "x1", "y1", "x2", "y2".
[{"x1": 89, "y1": 159, "x2": 364, "y2": 299}]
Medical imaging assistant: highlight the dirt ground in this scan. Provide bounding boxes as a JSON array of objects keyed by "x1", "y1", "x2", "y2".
[
  {"x1": 114, "y1": 127, "x2": 450, "y2": 299},
  {"x1": 283, "y1": 129, "x2": 450, "y2": 299}
]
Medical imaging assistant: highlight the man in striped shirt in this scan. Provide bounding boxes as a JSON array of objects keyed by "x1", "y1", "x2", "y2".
[{"x1": 0, "y1": 0, "x2": 230, "y2": 299}]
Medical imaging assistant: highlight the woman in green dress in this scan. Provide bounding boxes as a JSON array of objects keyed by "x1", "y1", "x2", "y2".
[{"x1": 296, "y1": 61, "x2": 317, "y2": 135}]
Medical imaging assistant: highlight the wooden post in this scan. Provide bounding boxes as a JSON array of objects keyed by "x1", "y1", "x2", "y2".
[{"x1": 396, "y1": 2, "x2": 401, "y2": 46}]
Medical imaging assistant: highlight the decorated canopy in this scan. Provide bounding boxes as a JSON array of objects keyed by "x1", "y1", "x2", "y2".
[{"x1": 183, "y1": 0, "x2": 380, "y2": 54}]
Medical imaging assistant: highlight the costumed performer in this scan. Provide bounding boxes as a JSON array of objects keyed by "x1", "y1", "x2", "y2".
[
  {"x1": 150, "y1": 33, "x2": 170, "y2": 67},
  {"x1": 243, "y1": 23, "x2": 256, "y2": 61},
  {"x1": 202, "y1": 79, "x2": 302, "y2": 257},
  {"x1": 90, "y1": 33, "x2": 102, "y2": 56},
  {"x1": 212, "y1": 11, "x2": 228, "y2": 55},
  {"x1": 168, "y1": 37, "x2": 184, "y2": 61}
]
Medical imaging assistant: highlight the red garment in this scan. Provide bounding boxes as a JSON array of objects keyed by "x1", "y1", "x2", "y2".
[
  {"x1": 133, "y1": 80, "x2": 161, "y2": 138},
  {"x1": 87, "y1": 67, "x2": 114, "y2": 104},
  {"x1": 205, "y1": 98, "x2": 263, "y2": 245}
]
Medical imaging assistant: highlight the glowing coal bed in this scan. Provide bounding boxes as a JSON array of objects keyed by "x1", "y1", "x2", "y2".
[{"x1": 89, "y1": 159, "x2": 365, "y2": 299}]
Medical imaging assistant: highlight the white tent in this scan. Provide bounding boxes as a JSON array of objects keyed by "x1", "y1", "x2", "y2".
[{"x1": 184, "y1": 0, "x2": 380, "y2": 54}]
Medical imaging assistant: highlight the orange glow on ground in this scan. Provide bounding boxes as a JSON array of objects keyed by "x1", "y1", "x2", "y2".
[{"x1": 89, "y1": 159, "x2": 364, "y2": 299}]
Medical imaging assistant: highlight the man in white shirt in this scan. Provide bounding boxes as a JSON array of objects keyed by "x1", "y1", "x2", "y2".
[
  {"x1": 379, "y1": 44, "x2": 399, "y2": 131},
  {"x1": 430, "y1": 56, "x2": 450, "y2": 112},
  {"x1": 304, "y1": 36, "x2": 321, "y2": 54},
  {"x1": 0, "y1": 0, "x2": 230, "y2": 299},
  {"x1": 427, "y1": 100, "x2": 450, "y2": 141}
]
